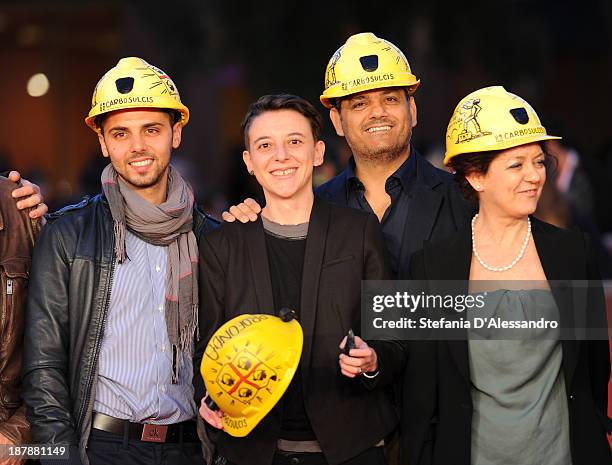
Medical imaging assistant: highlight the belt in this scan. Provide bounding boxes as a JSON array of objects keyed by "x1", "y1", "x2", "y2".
[
  {"x1": 92, "y1": 412, "x2": 199, "y2": 443},
  {"x1": 277, "y1": 439, "x2": 322, "y2": 453},
  {"x1": 276, "y1": 438, "x2": 385, "y2": 453}
]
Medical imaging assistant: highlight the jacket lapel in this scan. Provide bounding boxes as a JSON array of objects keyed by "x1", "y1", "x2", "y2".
[
  {"x1": 315, "y1": 169, "x2": 349, "y2": 206},
  {"x1": 299, "y1": 196, "x2": 329, "y2": 385},
  {"x1": 434, "y1": 229, "x2": 472, "y2": 382},
  {"x1": 398, "y1": 153, "x2": 445, "y2": 271},
  {"x1": 399, "y1": 183, "x2": 443, "y2": 269},
  {"x1": 243, "y1": 220, "x2": 275, "y2": 315}
]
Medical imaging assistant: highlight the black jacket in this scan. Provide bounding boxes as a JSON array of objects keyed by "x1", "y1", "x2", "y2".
[
  {"x1": 403, "y1": 217, "x2": 611, "y2": 465},
  {"x1": 315, "y1": 150, "x2": 473, "y2": 277},
  {"x1": 195, "y1": 197, "x2": 405, "y2": 465},
  {"x1": 21, "y1": 194, "x2": 218, "y2": 464}
]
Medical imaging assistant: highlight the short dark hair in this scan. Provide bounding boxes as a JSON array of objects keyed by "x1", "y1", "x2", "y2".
[
  {"x1": 96, "y1": 108, "x2": 181, "y2": 133},
  {"x1": 241, "y1": 94, "x2": 323, "y2": 148},
  {"x1": 448, "y1": 143, "x2": 556, "y2": 202}
]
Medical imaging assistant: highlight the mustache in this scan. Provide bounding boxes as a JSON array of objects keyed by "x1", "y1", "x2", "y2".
[
  {"x1": 363, "y1": 118, "x2": 395, "y2": 130},
  {"x1": 127, "y1": 153, "x2": 155, "y2": 162}
]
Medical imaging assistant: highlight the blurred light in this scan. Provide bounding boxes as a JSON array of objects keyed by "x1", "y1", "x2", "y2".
[
  {"x1": 17, "y1": 24, "x2": 41, "y2": 46},
  {"x1": 27, "y1": 73, "x2": 50, "y2": 97}
]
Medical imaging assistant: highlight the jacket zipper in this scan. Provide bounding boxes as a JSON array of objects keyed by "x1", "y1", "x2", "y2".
[
  {"x1": 75, "y1": 239, "x2": 116, "y2": 428},
  {"x1": 6, "y1": 279, "x2": 13, "y2": 295}
]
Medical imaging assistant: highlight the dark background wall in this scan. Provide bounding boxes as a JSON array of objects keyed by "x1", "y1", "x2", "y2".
[{"x1": 1, "y1": 0, "x2": 610, "y2": 231}]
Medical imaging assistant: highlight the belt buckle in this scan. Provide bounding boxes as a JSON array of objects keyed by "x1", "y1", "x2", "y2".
[{"x1": 141, "y1": 424, "x2": 168, "y2": 443}]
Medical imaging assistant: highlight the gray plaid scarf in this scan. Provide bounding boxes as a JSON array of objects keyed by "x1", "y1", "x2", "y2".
[{"x1": 101, "y1": 164, "x2": 198, "y2": 383}]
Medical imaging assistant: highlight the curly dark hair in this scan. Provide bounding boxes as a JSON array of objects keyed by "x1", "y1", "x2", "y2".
[
  {"x1": 447, "y1": 151, "x2": 499, "y2": 202},
  {"x1": 448, "y1": 143, "x2": 556, "y2": 202}
]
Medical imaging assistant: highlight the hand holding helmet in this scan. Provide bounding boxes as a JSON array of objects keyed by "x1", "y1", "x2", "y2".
[{"x1": 200, "y1": 310, "x2": 303, "y2": 437}]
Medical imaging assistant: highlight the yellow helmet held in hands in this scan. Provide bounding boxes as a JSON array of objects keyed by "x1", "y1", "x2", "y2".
[
  {"x1": 320, "y1": 32, "x2": 420, "y2": 108},
  {"x1": 444, "y1": 86, "x2": 560, "y2": 165},
  {"x1": 85, "y1": 57, "x2": 190, "y2": 132},
  {"x1": 200, "y1": 311, "x2": 303, "y2": 437}
]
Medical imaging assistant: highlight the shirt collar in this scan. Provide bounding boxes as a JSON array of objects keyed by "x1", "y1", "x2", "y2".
[{"x1": 346, "y1": 147, "x2": 417, "y2": 192}]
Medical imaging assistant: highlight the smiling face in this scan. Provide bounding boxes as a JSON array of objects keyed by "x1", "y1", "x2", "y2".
[
  {"x1": 329, "y1": 87, "x2": 417, "y2": 163},
  {"x1": 98, "y1": 108, "x2": 182, "y2": 204},
  {"x1": 467, "y1": 142, "x2": 546, "y2": 219},
  {"x1": 242, "y1": 109, "x2": 324, "y2": 205}
]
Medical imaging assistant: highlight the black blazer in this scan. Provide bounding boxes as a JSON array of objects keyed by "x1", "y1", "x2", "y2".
[
  {"x1": 195, "y1": 196, "x2": 405, "y2": 465},
  {"x1": 403, "y1": 217, "x2": 610, "y2": 465},
  {"x1": 315, "y1": 150, "x2": 473, "y2": 278}
]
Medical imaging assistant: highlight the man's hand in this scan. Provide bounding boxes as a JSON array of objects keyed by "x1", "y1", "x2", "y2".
[
  {"x1": 199, "y1": 396, "x2": 224, "y2": 430},
  {"x1": 221, "y1": 198, "x2": 261, "y2": 223},
  {"x1": 0, "y1": 431, "x2": 26, "y2": 465},
  {"x1": 338, "y1": 335, "x2": 378, "y2": 378},
  {"x1": 7, "y1": 171, "x2": 47, "y2": 219}
]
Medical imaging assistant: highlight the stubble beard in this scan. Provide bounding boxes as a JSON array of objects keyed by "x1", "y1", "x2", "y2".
[
  {"x1": 118, "y1": 158, "x2": 168, "y2": 190},
  {"x1": 356, "y1": 139, "x2": 410, "y2": 164}
]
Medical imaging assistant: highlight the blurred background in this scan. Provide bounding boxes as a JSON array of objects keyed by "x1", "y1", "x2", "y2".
[
  {"x1": 1, "y1": 0, "x2": 611, "y2": 259},
  {"x1": 1, "y1": 0, "x2": 611, "y2": 443}
]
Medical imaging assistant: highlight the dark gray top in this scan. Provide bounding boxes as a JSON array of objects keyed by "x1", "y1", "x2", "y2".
[{"x1": 468, "y1": 289, "x2": 571, "y2": 465}]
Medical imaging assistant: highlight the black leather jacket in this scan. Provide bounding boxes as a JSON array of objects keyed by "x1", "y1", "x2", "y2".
[{"x1": 21, "y1": 194, "x2": 219, "y2": 464}]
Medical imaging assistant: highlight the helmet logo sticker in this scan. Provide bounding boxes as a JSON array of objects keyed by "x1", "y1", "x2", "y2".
[
  {"x1": 115, "y1": 77, "x2": 134, "y2": 94},
  {"x1": 510, "y1": 107, "x2": 529, "y2": 124},
  {"x1": 452, "y1": 98, "x2": 492, "y2": 144},
  {"x1": 216, "y1": 348, "x2": 277, "y2": 404},
  {"x1": 141, "y1": 64, "x2": 179, "y2": 96},
  {"x1": 359, "y1": 55, "x2": 379, "y2": 72},
  {"x1": 325, "y1": 50, "x2": 342, "y2": 90}
]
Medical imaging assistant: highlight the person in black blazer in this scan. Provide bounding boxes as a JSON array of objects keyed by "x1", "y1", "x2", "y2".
[
  {"x1": 195, "y1": 95, "x2": 404, "y2": 465},
  {"x1": 402, "y1": 87, "x2": 610, "y2": 465}
]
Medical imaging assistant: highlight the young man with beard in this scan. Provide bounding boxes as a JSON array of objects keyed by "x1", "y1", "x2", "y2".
[{"x1": 21, "y1": 57, "x2": 218, "y2": 465}]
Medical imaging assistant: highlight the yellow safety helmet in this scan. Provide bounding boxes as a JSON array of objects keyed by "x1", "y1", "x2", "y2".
[
  {"x1": 444, "y1": 86, "x2": 560, "y2": 165},
  {"x1": 200, "y1": 311, "x2": 303, "y2": 437},
  {"x1": 320, "y1": 32, "x2": 420, "y2": 109},
  {"x1": 85, "y1": 57, "x2": 190, "y2": 132}
]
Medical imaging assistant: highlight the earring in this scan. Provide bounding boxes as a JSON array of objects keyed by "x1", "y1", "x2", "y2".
[{"x1": 249, "y1": 170, "x2": 254, "y2": 176}]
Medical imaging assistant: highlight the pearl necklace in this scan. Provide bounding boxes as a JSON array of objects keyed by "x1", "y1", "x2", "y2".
[{"x1": 471, "y1": 214, "x2": 531, "y2": 272}]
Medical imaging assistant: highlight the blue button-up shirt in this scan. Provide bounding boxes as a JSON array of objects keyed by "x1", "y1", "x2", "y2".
[
  {"x1": 93, "y1": 230, "x2": 196, "y2": 424},
  {"x1": 346, "y1": 154, "x2": 416, "y2": 278}
]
